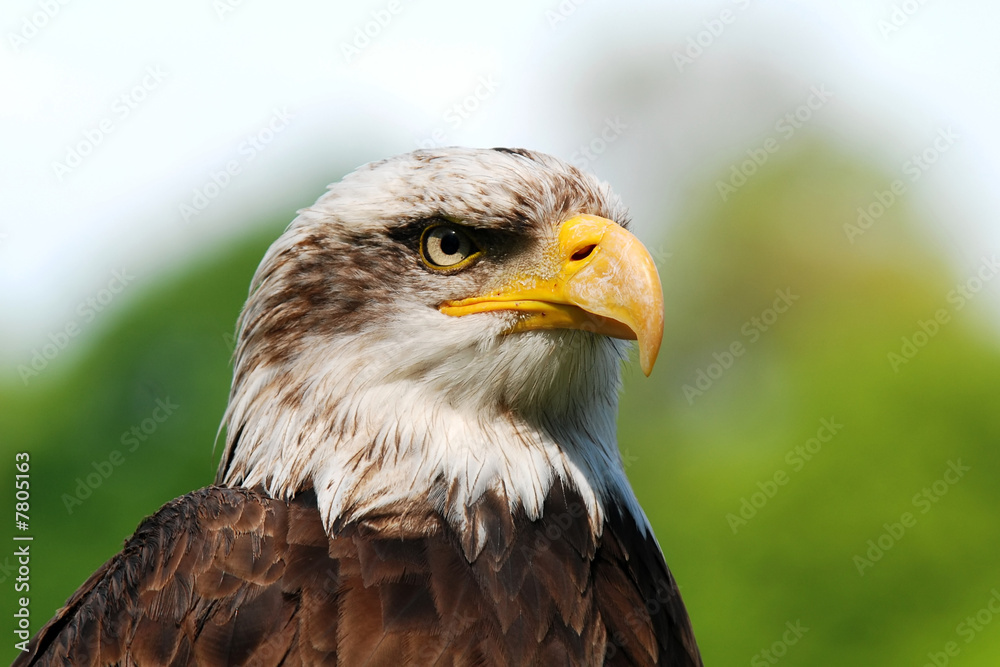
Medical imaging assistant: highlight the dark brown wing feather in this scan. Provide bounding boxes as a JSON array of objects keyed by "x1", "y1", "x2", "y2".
[{"x1": 15, "y1": 484, "x2": 700, "y2": 666}]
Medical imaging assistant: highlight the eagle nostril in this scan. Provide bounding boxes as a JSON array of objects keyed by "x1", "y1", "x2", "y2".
[{"x1": 571, "y1": 244, "x2": 596, "y2": 262}]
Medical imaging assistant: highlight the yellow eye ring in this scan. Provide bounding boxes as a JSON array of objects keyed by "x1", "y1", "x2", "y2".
[{"x1": 419, "y1": 224, "x2": 482, "y2": 271}]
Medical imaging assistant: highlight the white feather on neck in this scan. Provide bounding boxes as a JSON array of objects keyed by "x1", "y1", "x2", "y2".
[{"x1": 220, "y1": 302, "x2": 650, "y2": 549}]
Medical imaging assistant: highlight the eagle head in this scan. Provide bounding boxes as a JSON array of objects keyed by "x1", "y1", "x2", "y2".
[
  {"x1": 217, "y1": 147, "x2": 664, "y2": 547},
  {"x1": 17, "y1": 148, "x2": 702, "y2": 667}
]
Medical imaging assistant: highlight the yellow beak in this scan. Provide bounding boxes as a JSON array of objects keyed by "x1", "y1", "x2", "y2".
[{"x1": 439, "y1": 215, "x2": 664, "y2": 375}]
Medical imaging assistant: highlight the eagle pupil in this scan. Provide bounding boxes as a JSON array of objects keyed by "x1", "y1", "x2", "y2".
[{"x1": 440, "y1": 229, "x2": 461, "y2": 255}]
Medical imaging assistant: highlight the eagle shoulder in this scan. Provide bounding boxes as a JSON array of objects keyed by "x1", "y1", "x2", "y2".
[
  {"x1": 17, "y1": 484, "x2": 700, "y2": 666},
  {"x1": 15, "y1": 486, "x2": 326, "y2": 666}
]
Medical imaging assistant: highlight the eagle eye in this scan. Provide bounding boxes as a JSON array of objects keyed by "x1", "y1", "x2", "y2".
[{"x1": 420, "y1": 224, "x2": 480, "y2": 270}]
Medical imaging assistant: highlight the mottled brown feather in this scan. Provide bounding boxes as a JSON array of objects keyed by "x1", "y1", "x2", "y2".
[{"x1": 15, "y1": 484, "x2": 701, "y2": 666}]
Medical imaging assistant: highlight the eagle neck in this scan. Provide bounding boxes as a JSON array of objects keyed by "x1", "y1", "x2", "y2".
[{"x1": 218, "y1": 333, "x2": 651, "y2": 553}]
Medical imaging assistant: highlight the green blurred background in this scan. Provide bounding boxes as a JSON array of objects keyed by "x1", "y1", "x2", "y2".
[{"x1": 4, "y1": 1, "x2": 1000, "y2": 665}]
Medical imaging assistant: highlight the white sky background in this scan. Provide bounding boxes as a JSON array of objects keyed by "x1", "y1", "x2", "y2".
[{"x1": 2, "y1": 0, "x2": 999, "y2": 373}]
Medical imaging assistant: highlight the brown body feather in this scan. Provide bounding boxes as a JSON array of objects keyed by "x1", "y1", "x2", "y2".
[{"x1": 15, "y1": 485, "x2": 701, "y2": 666}]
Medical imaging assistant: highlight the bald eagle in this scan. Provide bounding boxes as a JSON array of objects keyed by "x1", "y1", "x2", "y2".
[{"x1": 17, "y1": 148, "x2": 702, "y2": 666}]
